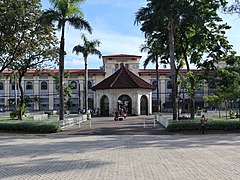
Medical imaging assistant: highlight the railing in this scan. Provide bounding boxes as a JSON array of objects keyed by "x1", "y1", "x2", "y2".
[
  {"x1": 33, "y1": 114, "x2": 48, "y2": 121},
  {"x1": 59, "y1": 114, "x2": 88, "y2": 129},
  {"x1": 155, "y1": 114, "x2": 169, "y2": 128}
]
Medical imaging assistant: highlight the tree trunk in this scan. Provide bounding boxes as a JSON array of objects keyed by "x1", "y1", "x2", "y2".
[
  {"x1": 168, "y1": 18, "x2": 177, "y2": 120},
  {"x1": 190, "y1": 78, "x2": 195, "y2": 119},
  {"x1": 14, "y1": 81, "x2": 18, "y2": 110},
  {"x1": 18, "y1": 76, "x2": 24, "y2": 120},
  {"x1": 84, "y1": 56, "x2": 88, "y2": 113},
  {"x1": 190, "y1": 98, "x2": 195, "y2": 119},
  {"x1": 59, "y1": 24, "x2": 65, "y2": 121}
]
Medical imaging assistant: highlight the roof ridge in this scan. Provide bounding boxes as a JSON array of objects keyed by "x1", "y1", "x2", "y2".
[
  {"x1": 124, "y1": 66, "x2": 139, "y2": 87},
  {"x1": 109, "y1": 67, "x2": 123, "y2": 87}
]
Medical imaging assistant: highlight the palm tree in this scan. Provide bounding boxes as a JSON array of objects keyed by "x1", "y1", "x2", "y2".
[
  {"x1": 40, "y1": 0, "x2": 92, "y2": 120},
  {"x1": 135, "y1": 0, "x2": 178, "y2": 119},
  {"x1": 141, "y1": 39, "x2": 168, "y2": 113},
  {"x1": 73, "y1": 34, "x2": 102, "y2": 113}
]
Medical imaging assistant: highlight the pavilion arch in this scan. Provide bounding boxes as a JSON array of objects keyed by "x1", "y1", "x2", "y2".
[
  {"x1": 117, "y1": 94, "x2": 132, "y2": 115},
  {"x1": 140, "y1": 95, "x2": 148, "y2": 115},
  {"x1": 100, "y1": 95, "x2": 109, "y2": 116}
]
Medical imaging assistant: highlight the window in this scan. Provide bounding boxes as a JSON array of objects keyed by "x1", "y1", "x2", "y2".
[
  {"x1": 115, "y1": 63, "x2": 119, "y2": 69},
  {"x1": 0, "y1": 82, "x2": 3, "y2": 90},
  {"x1": 12, "y1": 83, "x2": 18, "y2": 90},
  {"x1": 26, "y1": 81, "x2": 33, "y2": 90},
  {"x1": 70, "y1": 81, "x2": 77, "y2": 89},
  {"x1": 125, "y1": 63, "x2": 129, "y2": 68},
  {"x1": 41, "y1": 81, "x2": 48, "y2": 90},
  {"x1": 151, "y1": 80, "x2": 157, "y2": 91},
  {"x1": 167, "y1": 81, "x2": 172, "y2": 89},
  {"x1": 88, "y1": 81, "x2": 92, "y2": 89}
]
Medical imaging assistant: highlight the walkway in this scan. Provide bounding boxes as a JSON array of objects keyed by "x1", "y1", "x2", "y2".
[
  {"x1": 60, "y1": 115, "x2": 169, "y2": 135},
  {"x1": 1, "y1": 134, "x2": 240, "y2": 180}
]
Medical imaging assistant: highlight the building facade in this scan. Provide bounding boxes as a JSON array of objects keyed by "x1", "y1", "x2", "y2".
[{"x1": 0, "y1": 54, "x2": 216, "y2": 115}]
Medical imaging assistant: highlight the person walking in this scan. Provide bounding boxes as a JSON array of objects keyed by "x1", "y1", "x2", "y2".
[{"x1": 199, "y1": 115, "x2": 208, "y2": 134}]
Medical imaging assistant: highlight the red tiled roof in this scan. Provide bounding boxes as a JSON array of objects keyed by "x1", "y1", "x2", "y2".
[
  {"x1": 138, "y1": 69, "x2": 202, "y2": 75},
  {"x1": 92, "y1": 66, "x2": 153, "y2": 91},
  {"x1": 103, "y1": 54, "x2": 142, "y2": 58},
  {"x1": 1, "y1": 69, "x2": 105, "y2": 75}
]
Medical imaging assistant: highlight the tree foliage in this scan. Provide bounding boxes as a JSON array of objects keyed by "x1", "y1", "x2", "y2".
[
  {"x1": 1, "y1": 0, "x2": 59, "y2": 120},
  {"x1": 135, "y1": 0, "x2": 235, "y2": 119}
]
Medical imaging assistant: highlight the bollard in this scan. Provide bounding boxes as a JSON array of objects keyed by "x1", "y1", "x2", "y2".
[
  {"x1": 143, "y1": 119, "x2": 145, "y2": 128},
  {"x1": 89, "y1": 119, "x2": 92, "y2": 129},
  {"x1": 154, "y1": 118, "x2": 156, "y2": 127},
  {"x1": 78, "y1": 117, "x2": 81, "y2": 129}
]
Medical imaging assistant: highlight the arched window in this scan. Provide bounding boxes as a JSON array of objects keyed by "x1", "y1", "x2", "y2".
[
  {"x1": 26, "y1": 81, "x2": 33, "y2": 90},
  {"x1": 41, "y1": 81, "x2": 48, "y2": 90},
  {"x1": 167, "y1": 80, "x2": 172, "y2": 89},
  {"x1": 0, "y1": 82, "x2": 4, "y2": 90},
  {"x1": 125, "y1": 63, "x2": 129, "y2": 68},
  {"x1": 115, "y1": 63, "x2": 119, "y2": 69},
  {"x1": 70, "y1": 81, "x2": 77, "y2": 89}
]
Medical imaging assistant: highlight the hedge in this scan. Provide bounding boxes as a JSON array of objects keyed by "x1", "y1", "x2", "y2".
[
  {"x1": 167, "y1": 120, "x2": 240, "y2": 132},
  {"x1": 0, "y1": 121, "x2": 61, "y2": 133}
]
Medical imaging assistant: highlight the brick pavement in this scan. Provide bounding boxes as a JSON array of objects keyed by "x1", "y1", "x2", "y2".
[{"x1": 0, "y1": 134, "x2": 240, "y2": 180}]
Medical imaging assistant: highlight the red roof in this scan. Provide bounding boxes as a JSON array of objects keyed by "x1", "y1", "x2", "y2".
[
  {"x1": 1, "y1": 69, "x2": 105, "y2": 75},
  {"x1": 138, "y1": 69, "x2": 202, "y2": 75},
  {"x1": 103, "y1": 54, "x2": 142, "y2": 58},
  {"x1": 92, "y1": 65, "x2": 153, "y2": 91}
]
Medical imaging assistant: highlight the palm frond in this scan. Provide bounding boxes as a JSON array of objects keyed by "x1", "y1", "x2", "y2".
[
  {"x1": 40, "y1": 9, "x2": 61, "y2": 27},
  {"x1": 68, "y1": 16, "x2": 92, "y2": 33}
]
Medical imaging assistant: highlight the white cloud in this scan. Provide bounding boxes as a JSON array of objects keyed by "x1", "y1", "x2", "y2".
[{"x1": 59, "y1": 23, "x2": 149, "y2": 69}]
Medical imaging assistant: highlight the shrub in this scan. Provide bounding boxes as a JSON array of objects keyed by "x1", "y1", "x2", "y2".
[
  {"x1": 167, "y1": 122, "x2": 199, "y2": 131},
  {"x1": 0, "y1": 121, "x2": 61, "y2": 133},
  {"x1": 196, "y1": 110, "x2": 202, "y2": 116},
  {"x1": 10, "y1": 111, "x2": 18, "y2": 119},
  {"x1": 167, "y1": 120, "x2": 240, "y2": 132},
  {"x1": 10, "y1": 104, "x2": 29, "y2": 119},
  {"x1": 229, "y1": 109, "x2": 236, "y2": 119}
]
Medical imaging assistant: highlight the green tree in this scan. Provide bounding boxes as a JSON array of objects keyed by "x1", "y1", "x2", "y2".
[
  {"x1": 73, "y1": 34, "x2": 102, "y2": 113},
  {"x1": 223, "y1": 0, "x2": 240, "y2": 14},
  {"x1": 0, "y1": 0, "x2": 47, "y2": 72},
  {"x1": 41, "y1": 0, "x2": 92, "y2": 120},
  {"x1": 214, "y1": 61, "x2": 240, "y2": 120},
  {"x1": 181, "y1": 72, "x2": 204, "y2": 119},
  {"x1": 135, "y1": 0, "x2": 234, "y2": 119},
  {"x1": 135, "y1": 0, "x2": 181, "y2": 119},
  {"x1": 8, "y1": 0, "x2": 59, "y2": 120},
  {"x1": 50, "y1": 71, "x2": 76, "y2": 112}
]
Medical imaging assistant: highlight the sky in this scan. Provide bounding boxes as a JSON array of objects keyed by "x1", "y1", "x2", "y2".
[{"x1": 40, "y1": 0, "x2": 240, "y2": 70}]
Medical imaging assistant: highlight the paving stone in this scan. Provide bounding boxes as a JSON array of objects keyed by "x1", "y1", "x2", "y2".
[{"x1": 0, "y1": 135, "x2": 240, "y2": 180}]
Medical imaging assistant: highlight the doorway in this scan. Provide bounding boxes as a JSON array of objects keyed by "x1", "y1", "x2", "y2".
[
  {"x1": 118, "y1": 95, "x2": 132, "y2": 115},
  {"x1": 140, "y1": 95, "x2": 148, "y2": 115},
  {"x1": 100, "y1": 95, "x2": 109, "y2": 116}
]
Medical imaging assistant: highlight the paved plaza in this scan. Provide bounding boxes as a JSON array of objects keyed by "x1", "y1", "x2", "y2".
[
  {"x1": 0, "y1": 116, "x2": 240, "y2": 179},
  {"x1": 1, "y1": 134, "x2": 240, "y2": 180}
]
